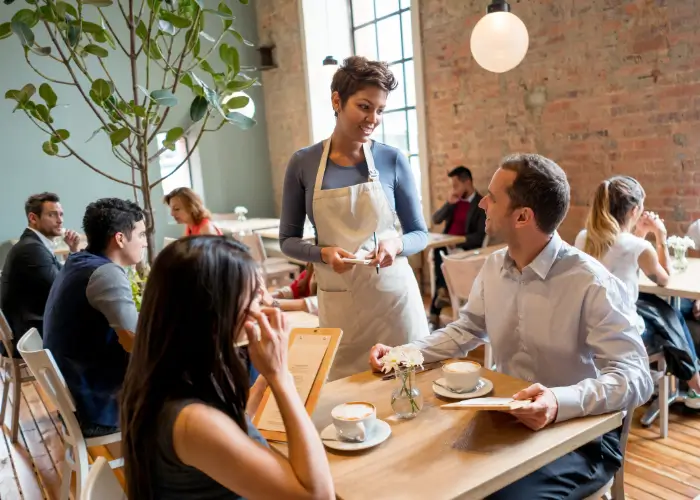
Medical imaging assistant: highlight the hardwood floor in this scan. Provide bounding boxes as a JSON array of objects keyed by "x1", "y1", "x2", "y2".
[{"x1": 2, "y1": 379, "x2": 700, "y2": 499}]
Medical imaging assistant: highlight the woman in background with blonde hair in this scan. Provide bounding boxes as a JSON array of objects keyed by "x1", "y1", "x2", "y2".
[
  {"x1": 164, "y1": 187, "x2": 222, "y2": 236},
  {"x1": 575, "y1": 175, "x2": 700, "y2": 409}
]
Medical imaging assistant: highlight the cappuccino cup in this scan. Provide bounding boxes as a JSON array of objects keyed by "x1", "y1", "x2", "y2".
[
  {"x1": 331, "y1": 402, "x2": 376, "y2": 442},
  {"x1": 442, "y1": 361, "x2": 481, "y2": 392}
]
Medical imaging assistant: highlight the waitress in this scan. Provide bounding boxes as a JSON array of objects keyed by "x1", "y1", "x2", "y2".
[{"x1": 279, "y1": 56, "x2": 429, "y2": 380}]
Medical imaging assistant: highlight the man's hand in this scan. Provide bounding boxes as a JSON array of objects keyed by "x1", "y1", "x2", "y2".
[
  {"x1": 369, "y1": 343, "x2": 392, "y2": 372},
  {"x1": 508, "y1": 383, "x2": 559, "y2": 431},
  {"x1": 447, "y1": 191, "x2": 461, "y2": 205},
  {"x1": 63, "y1": 229, "x2": 81, "y2": 253}
]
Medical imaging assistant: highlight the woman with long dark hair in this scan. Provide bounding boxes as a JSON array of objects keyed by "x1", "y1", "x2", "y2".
[{"x1": 121, "y1": 236, "x2": 334, "y2": 499}]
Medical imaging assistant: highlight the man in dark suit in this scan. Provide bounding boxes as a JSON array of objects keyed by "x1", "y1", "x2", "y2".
[
  {"x1": 429, "y1": 166, "x2": 486, "y2": 326},
  {"x1": 0, "y1": 192, "x2": 80, "y2": 356}
]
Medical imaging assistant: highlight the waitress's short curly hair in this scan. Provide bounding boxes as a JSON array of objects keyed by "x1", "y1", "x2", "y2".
[{"x1": 331, "y1": 56, "x2": 398, "y2": 117}]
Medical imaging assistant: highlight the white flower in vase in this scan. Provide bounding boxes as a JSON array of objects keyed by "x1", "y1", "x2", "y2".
[
  {"x1": 667, "y1": 235, "x2": 696, "y2": 251},
  {"x1": 380, "y1": 345, "x2": 425, "y2": 418},
  {"x1": 379, "y1": 345, "x2": 424, "y2": 373},
  {"x1": 234, "y1": 206, "x2": 248, "y2": 221}
]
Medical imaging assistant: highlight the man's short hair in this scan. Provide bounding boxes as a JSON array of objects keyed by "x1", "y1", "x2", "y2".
[
  {"x1": 25, "y1": 192, "x2": 60, "y2": 219},
  {"x1": 500, "y1": 154, "x2": 570, "y2": 235},
  {"x1": 83, "y1": 198, "x2": 145, "y2": 253},
  {"x1": 448, "y1": 166, "x2": 473, "y2": 182}
]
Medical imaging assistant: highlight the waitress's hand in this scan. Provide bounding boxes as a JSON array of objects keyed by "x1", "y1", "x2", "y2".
[
  {"x1": 321, "y1": 246, "x2": 356, "y2": 274},
  {"x1": 367, "y1": 237, "x2": 403, "y2": 268},
  {"x1": 244, "y1": 308, "x2": 290, "y2": 386}
]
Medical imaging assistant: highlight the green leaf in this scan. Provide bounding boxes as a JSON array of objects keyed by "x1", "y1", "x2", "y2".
[
  {"x1": 199, "y1": 31, "x2": 215, "y2": 42},
  {"x1": 67, "y1": 24, "x2": 81, "y2": 47},
  {"x1": 147, "y1": 41, "x2": 162, "y2": 60},
  {"x1": 219, "y1": 44, "x2": 240, "y2": 75},
  {"x1": 147, "y1": 0, "x2": 161, "y2": 11},
  {"x1": 42, "y1": 141, "x2": 58, "y2": 156},
  {"x1": 101, "y1": 19, "x2": 116, "y2": 49},
  {"x1": 135, "y1": 20, "x2": 148, "y2": 42},
  {"x1": 109, "y1": 127, "x2": 130, "y2": 147},
  {"x1": 51, "y1": 129, "x2": 70, "y2": 142},
  {"x1": 19, "y1": 83, "x2": 36, "y2": 101},
  {"x1": 226, "y1": 111, "x2": 255, "y2": 130},
  {"x1": 86, "y1": 126, "x2": 105, "y2": 142},
  {"x1": 224, "y1": 95, "x2": 249, "y2": 111},
  {"x1": 229, "y1": 29, "x2": 254, "y2": 47},
  {"x1": 189, "y1": 95, "x2": 208, "y2": 122},
  {"x1": 31, "y1": 45, "x2": 51, "y2": 56},
  {"x1": 226, "y1": 77, "x2": 256, "y2": 92},
  {"x1": 32, "y1": 104, "x2": 50, "y2": 122},
  {"x1": 90, "y1": 78, "x2": 113, "y2": 102},
  {"x1": 12, "y1": 9, "x2": 38, "y2": 28},
  {"x1": 180, "y1": 73, "x2": 194, "y2": 90},
  {"x1": 80, "y1": 21, "x2": 103, "y2": 35},
  {"x1": 238, "y1": 0, "x2": 248, "y2": 4},
  {"x1": 136, "y1": 85, "x2": 151, "y2": 99},
  {"x1": 82, "y1": 0, "x2": 113, "y2": 5},
  {"x1": 193, "y1": 38, "x2": 200, "y2": 58},
  {"x1": 192, "y1": 0, "x2": 203, "y2": 8},
  {"x1": 37, "y1": 5, "x2": 56, "y2": 22},
  {"x1": 0, "y1": 22, "x2": 12, "y2": 40},
  {"x1": 150, "y1": 89, "x2": 178, "y2": 107},
  {"x1": 11, "y1": 21, "x2": 34, "y2": 47},
  {"x1": 56, "y1": 1, "x2": 77, "y2": 19},
  {"x1": 39, "y1": 83, "x2": 57, "y2": 108},
  {"x1": 162, "y1": 126, "x2": 184, "y2": 150},
  {"x1": 198, "y1": 59, "x2": 215, "y2": 74},
  {"x1": 204, "y1": 8, "x2": 233, "y2": 19},
  {"x1": 160, "y1": 11, "x2": 191, "y2": 29},
  {"x1": 5, "y1": 89, "x2": 20, "y2": 101},
  {"x1": 133, "y1": 105, "x2": 146, "y2": 118},
  {"x1": 83, "y1": 44, "x2": 108, "y2": 58},
  {"x1": 158, "y1": 19, "x2": 175, "y2": 35},
  {"x1": 26, "y1": 0, "x2": 37, "y2": 4}
]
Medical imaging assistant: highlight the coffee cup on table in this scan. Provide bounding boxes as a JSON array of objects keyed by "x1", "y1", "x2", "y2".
[
  {"x1": 442, "y1": 361, "x2": 481, "y2": 392},
  {"x1": 330, "y1": 402, "x2": 376, "y2": 442}
]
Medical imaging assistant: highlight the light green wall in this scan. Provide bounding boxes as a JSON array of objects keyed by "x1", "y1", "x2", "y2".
[{"x1": 0, "y1": 0, "x2": 273, "y2": 262}]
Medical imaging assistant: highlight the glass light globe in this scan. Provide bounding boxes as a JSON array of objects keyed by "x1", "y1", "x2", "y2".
[{"x1": 470, "y1": 11, "x2": 529, "y2": 73}]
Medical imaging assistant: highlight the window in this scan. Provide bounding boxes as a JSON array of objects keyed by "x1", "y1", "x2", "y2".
[
  {"x1": 350, "y1": 0, "x2": 421, "y2": 198},
  {"x1": 156, "y1": 132, "x2": 195, "y2": 196}
]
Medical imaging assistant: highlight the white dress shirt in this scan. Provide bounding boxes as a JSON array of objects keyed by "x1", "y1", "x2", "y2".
[
  {"x1": 412, "y1": 232, "x2": 653, "y2": 423},
  {"x1": 27, "y1": 227, "x2": 56, "y2": 252}
]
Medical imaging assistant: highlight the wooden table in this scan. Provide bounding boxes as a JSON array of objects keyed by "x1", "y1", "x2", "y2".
[
  {"x1": 285, "y1": 310, "x2": 319, "y2": 329},
  {"x1": 639, "y1": 257, "x2": 700, "y2": 301},
  {"x1": 256, "y1": 226, "x2": 316, "y2": 241},
  {"x1": 272, "y1": 368, "x2": 622, "y2": 499}
]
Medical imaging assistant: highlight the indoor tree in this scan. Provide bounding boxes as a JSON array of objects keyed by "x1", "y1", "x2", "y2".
[{"x1": 1, "y1": 0, "x2": 256, "y2": 263}]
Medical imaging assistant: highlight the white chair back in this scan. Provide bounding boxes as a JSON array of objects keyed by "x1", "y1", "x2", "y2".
[
  {"x1": 163, "y1": 237, "x2": 177, "y2": 248},
  {"x1": 441, "y1": 253, "x2": 493, "y2": 368},
  {"x1": 81, "y1": 456, "x2": 126, "y2": 500},
  {"x1": 16, "y1": 329, "x2": 82, "y2": 447},
  {"x1": 235, "y1": 233, "x2": 267, "y2": 263}
]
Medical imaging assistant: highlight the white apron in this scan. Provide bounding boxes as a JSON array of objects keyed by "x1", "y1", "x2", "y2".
[{"x1": 312, "y1": 139, "x2": 429, "y2": 381}]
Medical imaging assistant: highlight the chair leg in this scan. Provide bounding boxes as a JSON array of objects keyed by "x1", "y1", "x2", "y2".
[
  {"x1": 659, "y1": 374, "x2": 669, "y2": 439},
  {"x1": 10, "y1": 362, "x2": 21, "y2": 443},
  {"x1": 0, "y1": 361, "x2": 9, "y2": 428},
  {"x1": 60, "y1": 446, "x2": 73, "y2": 500},
  {"x1": 74, "y1": 442, "x2": 90, "y2": 500}
]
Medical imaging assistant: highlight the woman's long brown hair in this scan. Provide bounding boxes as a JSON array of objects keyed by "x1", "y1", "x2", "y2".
[
  {"x1": 163, "y1": 187, "x2": 212, "y2": 225},
  {"x1": 120, "y1": 235, "x2": 259, "y2": 499}
]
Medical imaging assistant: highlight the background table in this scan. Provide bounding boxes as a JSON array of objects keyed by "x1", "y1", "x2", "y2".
[
  {"x1": 272, "y1": 367, "x2": 622, "y2": 499},
  {"x1": 639, "y1": 258, "x2": 700, "y2": 301}
]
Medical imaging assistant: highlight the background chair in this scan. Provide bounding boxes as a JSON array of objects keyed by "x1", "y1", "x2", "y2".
[
  {"x1": 81, "y1": 456, "x2": 126, "y2": 500},
  {"x1": 0, "y1": 308, "x2": 34, "y2": 443},
  {"x1": 17, "y1": 329, "x2": 123, "y2": 500}
]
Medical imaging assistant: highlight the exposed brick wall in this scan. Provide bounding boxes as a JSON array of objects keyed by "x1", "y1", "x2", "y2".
[
  {"x1": 256, "y1": 0, "x2": 311, "y2": 214},
  {"x1": 420, "y1": 0, "x2": 700, "y2": 243}
]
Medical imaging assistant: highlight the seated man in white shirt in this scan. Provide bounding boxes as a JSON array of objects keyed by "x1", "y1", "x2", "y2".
[{"x1": 369, "y1": 153, "x2": 654, "y2": 499}]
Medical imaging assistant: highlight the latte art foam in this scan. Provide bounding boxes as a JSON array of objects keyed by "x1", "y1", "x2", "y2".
[{"x1": 332, "y1": 402, "x2": 374, "y2": 421}]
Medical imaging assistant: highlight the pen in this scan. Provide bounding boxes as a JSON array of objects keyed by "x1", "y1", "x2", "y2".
[{"x1": 373, "y1": 232, "x2": 379, "y2": 274}]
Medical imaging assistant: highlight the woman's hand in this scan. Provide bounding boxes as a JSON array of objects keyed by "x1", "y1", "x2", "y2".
[
  {"x1": 244, "y1": 308, "x2": 290, "y2": 385},
  {"x1": 367, "y1": 237, "x2": 403, "y2": 268},
  {"x1": 320, "y1": 246, "x2": 356, "y2": 274}
]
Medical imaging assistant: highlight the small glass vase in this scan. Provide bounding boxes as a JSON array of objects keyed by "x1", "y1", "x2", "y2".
[
  {"x1": 391, "y1": 365, "x2": 423, "y2": 419},
  {"x1": 672, "y1": 246, "x2": 688, "y2": 272}
]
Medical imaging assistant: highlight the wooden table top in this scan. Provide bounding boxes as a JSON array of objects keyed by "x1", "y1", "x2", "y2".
[
  {"x1": 285, "y1": 310, "x2": 320, "y2": 329},
  {"x1": 272, "y1": 367, "x2": 622, "y2": 500},
  {"x1": 256, "y1": 226, "x2": 316, "y2": 241},
  {"x1": 639, "y1": 257, "x2": 700, "y2": 300},
  {"x1": 426, "y1": 233, "x2": 467, "y2": 250},
  {"x1": 215, "y1": 218, "x2": 281, "y2": 234}
]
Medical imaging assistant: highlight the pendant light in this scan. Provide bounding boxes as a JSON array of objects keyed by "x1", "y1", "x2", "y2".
[{"x1": 470, "y1": 0, "x2": 529, "y2": 73}]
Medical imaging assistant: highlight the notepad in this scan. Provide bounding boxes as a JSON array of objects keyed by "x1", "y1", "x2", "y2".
[{"x1": 441, "y1": 397, "x2": 532, "y2": 411}]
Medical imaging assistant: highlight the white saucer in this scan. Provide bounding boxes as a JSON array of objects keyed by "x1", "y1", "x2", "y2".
[
  {"x1": 320, "y1": 419, "x2": 391, "y2": 451},
  {"x1": 432, "y1": 377, "x2": 494, "y2": 400}
]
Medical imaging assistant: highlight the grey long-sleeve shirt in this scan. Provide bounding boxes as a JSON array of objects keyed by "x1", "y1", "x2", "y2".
[{"x1": 279, "y1": 141, "x2": 428, "y2": 262}]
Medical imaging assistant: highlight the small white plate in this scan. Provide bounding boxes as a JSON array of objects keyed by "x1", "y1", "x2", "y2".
[
  {"x1": 320, "y1": 419, "x2": 391, "y2": 451},
  {"x1": 432, "y1": 377, "x2": 494, "y2": 400}
]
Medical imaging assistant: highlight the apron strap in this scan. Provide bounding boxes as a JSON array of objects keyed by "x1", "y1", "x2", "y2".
[
  {"x1": 363, "y1": 141, "x2": 379, "y2": 182},
  {"x1": 315, "y1": 139, "x2": 379, "y2": 194}
]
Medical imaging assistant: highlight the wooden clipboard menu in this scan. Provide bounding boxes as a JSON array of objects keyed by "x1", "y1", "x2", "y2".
[{"x1": 252, "y1": 328, "x2": 342, "y2": 442}]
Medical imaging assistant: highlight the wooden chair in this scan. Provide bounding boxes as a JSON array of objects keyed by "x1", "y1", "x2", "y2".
[
  {"x1": 0, "y1": 308, "x2": 35, "y2": 443},
  {"x1": 17, "y1": 329, "x2": 123, "y2": 500},
  {"x1": 583, "y1": 404, "x2": 636, "y2": 500},
  {"x1": 81, "y1": 456, "x2": 126, "y2": 500},
  {"x1": 234, "y1": 232, "x2": 300, "y2": 286},
  {"x1": 440, "y1": 252, "x2": 493, "y2": 368}
]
